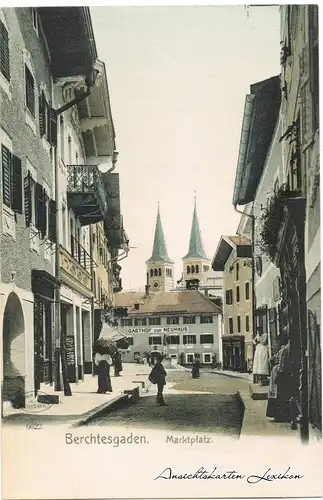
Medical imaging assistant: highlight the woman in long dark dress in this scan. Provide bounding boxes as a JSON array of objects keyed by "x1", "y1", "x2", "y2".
[
  {"x1": 94, "y1": 349, "x2": 113, "y2": 394},
  {"x1": 114, "y1": 350, "x2": 123, "y2": 377},
  {"x1": 266, "y1": 336, "x2": 292, "y2": 422},
  {"x1": 192, "y1": 355, "x2": 201, "y2": 379}
]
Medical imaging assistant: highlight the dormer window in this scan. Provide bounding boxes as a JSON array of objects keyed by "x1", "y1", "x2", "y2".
[{"x1": 134, "y1": 303, "x2": 140, "y2": 311}]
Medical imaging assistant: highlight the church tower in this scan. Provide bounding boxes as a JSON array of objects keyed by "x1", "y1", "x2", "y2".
[
  {"x1": 182, "y1": 195, "x2": 211, "y2": 289},
  {"x1": 146, "y1": 204, "x2": 174, "y2": 292}
]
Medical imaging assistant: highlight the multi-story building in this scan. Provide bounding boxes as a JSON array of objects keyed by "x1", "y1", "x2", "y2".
[
  {"x1": 212, "y1": 236, "x2": 253, "y2": 372},
  {"x1": 232, "y1": 5, "x2": 320, "y2": 441},
  {"x1": 0, "y1": 7, "x2": 128, "y2": 408},
  {"x1": 114, "y1": 290, "x2": 222, "y2": 366},
  {"x1": 232, "y1": 75, "x2": 282, "y2": 359}
]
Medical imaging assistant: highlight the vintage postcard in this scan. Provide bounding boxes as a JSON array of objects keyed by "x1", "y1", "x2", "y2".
[{"x1": 0, "y1": 2, "x2": 322, "y2": 499}]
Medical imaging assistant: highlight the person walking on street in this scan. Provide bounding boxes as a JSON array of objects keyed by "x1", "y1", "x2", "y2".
[
  {"x1": 192, "y1": 354, "x2": 201, "y2": 379},
  {"x1": 149, "y1": 352, "x2": 168, "y2": 406},
  {"x1": 94, "y1": 347, "x2": 113, "y2": 394},
  {"x1": 114, "y1": 349, "x2": 123, "y2": 377}
]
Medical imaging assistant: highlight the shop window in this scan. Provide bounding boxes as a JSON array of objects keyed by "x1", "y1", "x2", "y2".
[
  {"x1": 167, "y1": 316, "x2": 179, "y2": 325},
  {"x1": 229, "y1": 317, "x2": 234, "y2": 334},
  {"x1": 200, "y1": 334, "x2": 214, "y2": 344},
  {"x1": 245, "y1": 282, "x2": 250, "y2": 300},
  {"x1": 149, "y1": 336, "x2": 162, "y2": 345},
  {"x1": 183, "y1": 335, "x2": 196, "y2": 345},
  {"x1": 200, "y1": 315, "x2": 213, "y2": 324},
  {"x1": 183, "y1": 316, "x2": 196, "y2": 324},
  {"x1": 148, "y1": 317, "x2": 161, "y2": 326},
  {"x1": 0, "y1": 20, "x2": 10, "y2": 81}
]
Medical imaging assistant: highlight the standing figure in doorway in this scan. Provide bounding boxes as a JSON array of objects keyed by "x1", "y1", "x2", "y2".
[
  {"x1": 192, "y1": 354, "x2": 201, "y2": 379},
  {"x1": 149, "y1": 352, "x2": 168, "y2": 406},
  {"x1": 252, "y1": 327, "x2": 269, "y2": 383},
  {"x1": 94, "y1": 347, "x2": 113, "y2": 394},
  {"x1": 114, "y1": 349, "x2": 123, "y2": 377}
]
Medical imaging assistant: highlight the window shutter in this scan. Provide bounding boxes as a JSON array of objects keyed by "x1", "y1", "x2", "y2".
[
  {"x1": 24, "y1": 173, "x2": 32, "y2": 226},
  {"x1": 49, "y1": 107, "x2": 57, "y2": 147},
  {"x1": 25, "y1": 65, "x2": 35, "y2": 117},
  {"x1": 12, "y1": 154, "x2": 23, "y2": 213},
  {"x1": 0, "y1": 20, "x2": 10, "y2": 81},
  {"x1": 48, "y1": 198, "x2": 57, "y2": 242},
  {"x1": 35, "y1": 182, "x2": 44, "y2": 232},
  {"x1": 40, "y1": 189, "x2": 48, "y2": 238},
  {"x1": 1, "y1": 144, "x2": 12, "y2": 207},
  {"x1": 39, "y1": 92, "x2": 45, "y2": 136}
]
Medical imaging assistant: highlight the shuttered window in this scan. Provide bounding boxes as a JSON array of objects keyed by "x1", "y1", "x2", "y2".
[
  {"x1": 1, "y1": 144, "x2": 23, "y2": 213},
  {"x1": 35, "y1": 182, "x2": 47, "y2": 238},
  {"x1": 24, "y1": 172, "x2": 32, "y2": 226},
  {"x1": 48, "y1": 198, "x2": 56, "y2": 242},
  {"x1": 25, "y1": 65, "x2": 35, "y2": 117},
  {"x1": 39, "y1": 91, "x2": 57, "y2": 147},
  {"x1": 0, "y1": 20, "x2": 10, "y2": 81}
]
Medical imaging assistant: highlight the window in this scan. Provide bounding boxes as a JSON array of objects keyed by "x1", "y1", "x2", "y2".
[
  {"x1": 134, "y1": 303, "x2": 140, "y2": 311},
  {"x1": 149, "y1": 336, "x2": 162, "y2": 345},
  {"x1": 167, "y1": 316, "x2": 179, "y2": 325},
  {"x1": 191, "y1": 266, "x2": 195, "y2": 274},
  {"x1": 246, "y1": 315, "x2": 250, "y2": 332},
  {"x1": 1, "y1": 144, "x2": 23, "y2": 213},
  {"x1": 168, "y1": 335, "x2": 180, "y2": 345},
  {"x1": 229, "y1": 317, "x2": 234, "y2": 334},
  {"x1": 133, "y1": 318, "x2": 141, "y2": 326},
  {"x1": 31, "y1": 8, "x2": 38, "y2": 33},
  {"x1": 148, "y1": 317, "x2": 161, "y2": 326},
  {"x1": 158, "y1": 268, "x2": 161, "y2": 276},
  {"x1": 39, "y1": 92, "x2": 57, "y2": 146},
  {"x1": 245, "y1": 282, "x2": 250, "y2": 300},
  {"x1": 150, "y1": 269, "x2": 153, "y2": 277},
  {"x1": 203, "y1": 265, "x2": 209, "y2": 273},
  {"x1": 60, "y1": 117, "x2": 65, "y2": 160},
  {"x1": 154, "y1": 268, "x2": 158, "y2": 276},
  {"x1": 236, "y1": 263, "x2": 239, "y2": 281},
  {"x1": 183, "y1": 335, "x2": 196, "y2": 344},
  {"x1": 225, "y1": 289, "x2": 233, "y2": 305},
  {"x1": 121, "y1": 318, "x2": 133, "y2": 327},
  {"x1": 203, "y1": 353, "x2": 212, "y2": 363},
  {"x1": 25, "y1": 65, "x2": 35, "y2": 117},
  {"x1": 186, "y1": 354, "x2": 195, "y2": 364},
  {"x1": 200, "y1": 315, "x2": 213, "y2": 324},
  {"x1": 237, "y1": 315, "x2": 241, "y2": 333},
  {"x1": 236, "y1": 286, "x2": 240, "y2": 303},
  {"x1": 187, "y1": 266, "x2": 190, "y2": 274},
  {"x1": 0, "y1": 20, "x2": 10, "y2": 81},
  {"x1": 142, "y1": 318, "x2": 147, "y2": 326},
  {"x1": 183, "y1": 316, "x2": 196, "y2": 324},
  {"x1": 195, "y1": 265, "x2": 199, "y2": 273},
  {"x1": 200, "y1": 334, "x2": 214, "y2": 344}
]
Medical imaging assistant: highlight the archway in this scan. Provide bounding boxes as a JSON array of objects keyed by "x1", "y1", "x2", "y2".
[{"x1": 2, "y1": 292, "x2": 26, "y2": 408}]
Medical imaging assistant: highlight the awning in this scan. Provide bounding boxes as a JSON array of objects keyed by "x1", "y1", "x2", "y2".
[{"x1": 99, "y1": 322, "x2": 128, "y2": 342}]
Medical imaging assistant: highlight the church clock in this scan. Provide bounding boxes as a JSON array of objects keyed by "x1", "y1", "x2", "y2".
[{"x1": 153, "y1": 281, "x2": 160, "y2": 290}]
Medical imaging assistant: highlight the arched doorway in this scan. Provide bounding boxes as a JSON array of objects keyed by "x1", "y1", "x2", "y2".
[{"x1": 2, "y1": 292, "x2": 26, "y2": 408}]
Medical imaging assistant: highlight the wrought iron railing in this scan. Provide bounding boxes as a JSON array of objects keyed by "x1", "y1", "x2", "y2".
[
  {"x1": 67, "y1": 165, "x2": 108, "y2": 215},
  {"x1": 70, "y1": 236, "x2": 92, "y2": 273}
]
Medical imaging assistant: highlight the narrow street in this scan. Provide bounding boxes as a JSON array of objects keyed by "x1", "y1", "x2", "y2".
[{"x1": 87, "y1": 371, "x2": 247, "y2": 438}]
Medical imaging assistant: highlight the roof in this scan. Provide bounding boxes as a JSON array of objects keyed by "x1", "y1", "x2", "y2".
[
  {"x1": 211, "y1": 235, "x2": 251, "y2": 272},
  {"x1": 114, "y1": 290, "x2": 222, "y2": 315},
  {"x1": 183, "y1": 199, "x2": 208, "y2": 260},
  {"x1": 146, "y1": 206, "x2": 173, "y2": 264},
  {"x1": 232, "y1": 75, "x2": 281, "y2": 206}
]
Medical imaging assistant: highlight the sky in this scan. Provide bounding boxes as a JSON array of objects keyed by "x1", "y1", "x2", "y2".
[{"x1": 90, "y1": 5, "x2": 281, "y2": 291}]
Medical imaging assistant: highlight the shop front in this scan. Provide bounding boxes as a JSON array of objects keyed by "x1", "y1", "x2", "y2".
[{"x1": 222, "y1": 335, "x2": 245, "y2": 371}]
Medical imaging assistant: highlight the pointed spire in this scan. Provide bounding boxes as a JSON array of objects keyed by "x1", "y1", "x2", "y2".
[
  {"x1": 147, "y1": 204, "x2": 173, "y2": 263},
  {"x1": 183, "y1": 194, "x2": 207, "y2": 260}
]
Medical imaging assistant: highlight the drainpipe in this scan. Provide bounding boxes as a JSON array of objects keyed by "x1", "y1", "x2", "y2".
[
  {"x1": 54, "y1": 82, "x2": 94, "y2": 394},
  {"x1": 233, "y1": 203, "x2": 256, "y2": 377}
]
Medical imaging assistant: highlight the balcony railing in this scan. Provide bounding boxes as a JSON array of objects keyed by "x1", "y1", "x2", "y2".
[
  {"x1": 70, "y1": 236, "x2": 92, "y2": 273},
  {"x1": 67, "y1": 165, "x2": 108, "y2": 226}
]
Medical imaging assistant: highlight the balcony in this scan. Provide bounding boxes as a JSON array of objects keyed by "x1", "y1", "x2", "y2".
[
  {"x1": 59, "y1": 238, "x2": 93, "y2": 296},
  {"x1": 67, "y1": 165, "x2": 108, "y2": 226}
]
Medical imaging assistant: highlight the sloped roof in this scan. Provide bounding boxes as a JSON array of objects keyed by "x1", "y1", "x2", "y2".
[
  {"x1": 183, "y1": 200, "x2": 208, "y2": 260},
  {"x1": 114, "y1": 290, "x2": 222, "y2": 315},
  {"x1": 211, "y1": 235, "x2": 251, "y2": 272},
  {"x1": 146, "y1": 206, "x2": 173, "y2": 264}
]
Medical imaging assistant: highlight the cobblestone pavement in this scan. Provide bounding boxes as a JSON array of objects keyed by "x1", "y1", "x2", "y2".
[{"x1": 88, "y1": 371, "x2": 247, "y2": 437}]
